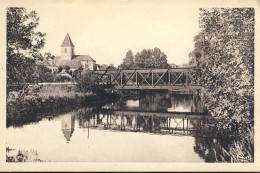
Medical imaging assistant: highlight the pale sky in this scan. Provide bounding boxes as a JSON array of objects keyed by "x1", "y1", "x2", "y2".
[{"x1": 25, "y1": 1, "x2": 201, "y2": 66}]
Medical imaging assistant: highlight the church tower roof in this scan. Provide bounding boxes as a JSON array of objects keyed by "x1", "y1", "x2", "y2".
[{"x1": 61, "y1": 33, "x2": 75, "y2": 47}]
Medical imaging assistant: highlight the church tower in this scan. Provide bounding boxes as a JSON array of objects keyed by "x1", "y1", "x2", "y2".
[{"x1": 61, "y1": 33, "x2": 75, "y2": 61}]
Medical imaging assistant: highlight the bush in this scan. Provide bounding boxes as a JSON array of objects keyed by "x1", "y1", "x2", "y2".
[{"x1": 55, "y1": 75, "x2": 71, "y2": 82}]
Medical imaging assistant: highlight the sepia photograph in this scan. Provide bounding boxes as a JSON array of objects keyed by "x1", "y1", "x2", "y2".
[{"x1": 1, "y1": 0, "x2": 260, "y2": 171}]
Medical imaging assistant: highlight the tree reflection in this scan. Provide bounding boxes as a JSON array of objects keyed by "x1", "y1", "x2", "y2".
[{"x1": 192, "y1": 119, "x2": 239, "y2": 162}]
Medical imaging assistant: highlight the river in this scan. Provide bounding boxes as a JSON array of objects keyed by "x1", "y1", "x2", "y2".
[{"x1": 7, "y1": 91, "x2": 212, "y2": 162}]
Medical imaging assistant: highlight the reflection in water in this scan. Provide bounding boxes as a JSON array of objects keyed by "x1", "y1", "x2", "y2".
[
  {"x1": 66, "y1": 92, "x2": 209, "y2": 140},
  {"x1": 61, "y1": 114, "x2": 75, "y2": 143},
  {"x1": 168, "y1": 105, "x2": 190, "y2": 112},
  {"x1": 75, "y1": 108, "x2": 210, "y2": 136},
  {"x1": 103, "y1": 92, "x2": 205, "y2": 113},
  {"x1": 7, "y1": 91, "x2": 212, "y2": 162},
  {"x1": 192, "y1": 120, "x2": 244, "y2": 162},
  {"x1": 126, "y1": 99, "x2": 139, "y2": 108}
]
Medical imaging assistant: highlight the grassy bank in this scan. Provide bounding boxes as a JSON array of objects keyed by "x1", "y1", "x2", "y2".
[
  {"x1": 36, "y1": 83, "x2": 86, "y2": 99},
  {"x1": 6, "y1": 84, "x2": 118, "y2": 127}
]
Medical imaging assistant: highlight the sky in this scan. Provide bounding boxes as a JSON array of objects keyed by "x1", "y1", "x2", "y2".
[{"x1": 25, "y1": 1, "x2": 201, "y2": 66}]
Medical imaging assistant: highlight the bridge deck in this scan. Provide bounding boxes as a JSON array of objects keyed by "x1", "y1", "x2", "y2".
[{"x1": 115, "y1": 85, "x2": 202, "y2": 90}]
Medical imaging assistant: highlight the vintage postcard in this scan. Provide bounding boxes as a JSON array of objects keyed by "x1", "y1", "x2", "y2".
[{"x1": 0, "y1": 0, "x2": 260, "y2": 171}]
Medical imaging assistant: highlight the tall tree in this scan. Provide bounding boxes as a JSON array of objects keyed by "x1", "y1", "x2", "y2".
[
  {"x1": 195, "y1": 8, "x2": 254, "y2": 129},
  {"x1": 7, "y1": 8, "x2": 46, "y2": 88},
  {"x1": 120, "y1": 50, "x2": 134, "y2": 69},
  {"x1": 192, "y1": 8, "x2": 254, "y2": 162}
]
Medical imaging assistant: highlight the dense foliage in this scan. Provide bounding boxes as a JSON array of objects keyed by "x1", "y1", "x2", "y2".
[
  {"x1": 7, "y1": 8, "x2": 46, "y2": 88},
  {"x1": 119, "y1": 47, "x2": 169, "y2": 69},
  {"x1": 191, "y1": 8, "x2": 254, "y2": 162},
  {"x1": 55, "y1": 75, "x2": 71, "y2": 82},
  {"x1": 37, "y1": 65, "x2": 55, "y2": 82},
  {"x1": 74, "y1": 71, "x2": 114, "y2": 95}
]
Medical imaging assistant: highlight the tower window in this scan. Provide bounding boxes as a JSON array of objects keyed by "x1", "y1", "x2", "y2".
[{"x1": 65, "y1": 48, "x2": 67, "y2": 53}]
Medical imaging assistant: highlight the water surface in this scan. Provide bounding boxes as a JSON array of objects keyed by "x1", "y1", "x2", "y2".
[{"x1": 7, "y1": 92, "x2": 209, "y2": 162}]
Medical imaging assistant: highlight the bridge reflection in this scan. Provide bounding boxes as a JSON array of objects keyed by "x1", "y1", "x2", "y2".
[
  {"x1": 76, "y1": 108, "x2": 211, "y2": 136},
  {"x1": 60, "y1": 92, "x2": 209, "y2": 141}
]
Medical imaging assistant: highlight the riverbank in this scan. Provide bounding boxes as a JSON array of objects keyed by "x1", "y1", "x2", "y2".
[{"x1": 6, "y1": 84, "x2": 119, "y2": 127}]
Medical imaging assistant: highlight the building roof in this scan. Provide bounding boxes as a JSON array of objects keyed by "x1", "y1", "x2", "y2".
[
  {"x1": 53, "y1": 56, "x2": 70, "y2": 66},
  {"x1": 61, "y1": 33, "x2": 75, "y2": 47},
  {"x1": 53, "y1": 56, "x2": 62, "y2": 65},
  {"x1": 72, "y1": 55, "x2": 96, "y2": 62},
  {"x1": 66, "y1": 60, "x2": 81, "y2": 69},
  {"x1": 53, "y1": 56, "x2": 95, "y2": 69}
]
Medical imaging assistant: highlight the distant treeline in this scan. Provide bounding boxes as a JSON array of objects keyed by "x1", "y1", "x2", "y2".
[{"x1": 119, "y1": 48, "x2": 169, "y2": 69}]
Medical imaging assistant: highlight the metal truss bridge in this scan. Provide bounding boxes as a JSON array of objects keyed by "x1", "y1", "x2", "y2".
[{"x1": 93, "y1": 67, "x2": 201, "y2": 90}]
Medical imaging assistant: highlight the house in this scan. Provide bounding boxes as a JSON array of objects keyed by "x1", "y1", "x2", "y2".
[{"x1": 53, "y1": 33, "x2": 96, "y2": 71}]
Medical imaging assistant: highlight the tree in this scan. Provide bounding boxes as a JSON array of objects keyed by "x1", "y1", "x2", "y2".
[
  {"x1": 119, "y1": 50, "x2": 134, "y2": 69},
  {"x1": 192, "y1": 8, "x2": 254, "y2": 162},
  {"x1": 152, "y1": 47, "x2": 169, "y2": 68},
  {"x1": 7, "y1": 8, "x2": 46, "y2": 88},
  {"x1": 134, "y1": 48, "x2": 169, "y2": 68},
  {"x1": 37, "y1": 65, "x2": 54, "y2": 82},
  {"x1": 135, "y1": 49, "x2": 152, "y2": 68},
  {"x1": 195, "y1": 8, "x2": 254, "y2": 129}
]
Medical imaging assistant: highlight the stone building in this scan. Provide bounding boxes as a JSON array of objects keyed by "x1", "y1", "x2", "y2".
[{"x1": 53, "y1": 33, "x2": 96, "y2": 71}]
